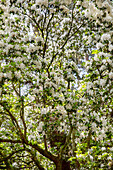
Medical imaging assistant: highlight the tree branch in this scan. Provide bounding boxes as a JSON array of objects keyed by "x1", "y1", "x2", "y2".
[
  {"x1": 20, "y1": 97, "x2": 27, "y2": 139},
  {"x1": 0, "y1": 149, "x2": 25, "y2": 162},
  {"x1": 21, "y1": 7, "x2": 44, "y2": 37},
  {"x1": 43, "y1": 13, "x2": 54, "y2": 58},
  {"x1": 0, "y1": 151, "x2": 13, "y2": 170},
  {"x1": 26, "y1": 148, "x2": 45, "y2": 170},
  {"x1": 59, "y1": 126, "x2": 73, "y2": 158},
  {"x1": 0, "y1": 102, "x2": 25, "y2": 143},
  {"x1": 72, "y1": 129, "x2": 80, "y2": 169},
  {"x1": 25, "y1": 140, "x2": 58, "y2": 164},
  {"x1": 44, "y1": 135, "x2": 47, "y2": 151},
  {"x1": 12, "y1": 82, "x2": 20, "y2": 97},
  {"x1": 0, "y1": 139, "x2": 22, "y2": 143},
  {"x1": 47, "y1": 5, "x2": 82, "y2": 70}
]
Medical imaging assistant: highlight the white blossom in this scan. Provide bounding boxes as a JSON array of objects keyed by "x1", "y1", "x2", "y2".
[
  {"x1": 80, "y1": 131, "x2": 85, "y2": 138},
  {"x1": 107, "y1": 59, "x2": 112, "y2": 65},
  {"x1": 102, "y1": 59, "x2": 107, "y2": 64},
  {"x1": 107, "y1": 156, "x2": 112, "y2": 160},
  {"x1": 28, "y1": 44, "x2": 37, "y2": 53},
  {"x1": 82, "y1": 0, "x2": 89, "y2": 8},
  {"x1": 60, "y1": 5, "x2": 69, "y2": 13},
  {"x1": 109, "y1": 44, "x2": 113, "y2": 51},
  {"x1": 101, "y1": 33, "x2": 111, "y2": 42},
  {"x1": 94, "y1": 54, "x2": 99, "y2": 61},
  {"x1": 109, "y1": 72, "x2": 113, "y2": 79},
  {"x1": 15, "y1": 71, "x2": 21, "y2": 79},
  {"x1": 56, "y1": 105, "x2": 67, "y2": 116},
  {"x1": 35, "y1": 36, "x2": 43, "y2": 42},
  {"x1": 0, "y1": 40, "x2": 4, "y2": 47},
  {"x1": 88, "y1": 90, "x2": 93, "y2": 96},
  {"x1": 36, "y1": 0, "x2": 48, "y2": 7},
  {"x1": 89, "y1": 155, "x2": 93, "y2": 161},
  {"x1": 100, "y1": 79, "x2": 106, "y2": 87},
  {"x1": 63, "y1": 0, "x2": 72, "y2": 5},
  {"x1": 31, "y1": 4, "x2": 36, "y2": 10},
  {"x1": 101, "y1": 147, "x2": 106, "y2": 151},
  {"x1": 91, "y1": 122, "x2": 97, "y2": 130},
  {"x1": 33, "y1": 89, "x2": 39, "y2": 94},
  {"x1": 76, "y1": 1, "x2": 81, "y2": 6},
  {"x1": 96, "y1": 42, "x2": 104, "y2": 49},
  {"x1": 100, "y1": 65, "x2": 106, "y2": 71},
  {"x1": 19, "y1": 63, "x2": 25, "y2": 69},
  {"x1": 104, "y1": 12, "x2": 112, "y2": 22},
  {"x1": 38, "y1": 122, "x2": 44, "y2": 132},
  {"x1": 6, "y1": 72, "x2": 12, "y2": 79},
  {"x1": 34, "y1": 60, "x2": 42, "y2": 70},
  {"x1": 96, "y1": 1, "x2": 103, "y2": 8},
  {"x1": 87, "y1": 82, "x2": 93, "y2": 90},
  {"x1": 41, "y1": 108, "x2": 47, "y2": 115},
  {"x1": 66, "y1": 103, "x2": 72, "y2": 110}
]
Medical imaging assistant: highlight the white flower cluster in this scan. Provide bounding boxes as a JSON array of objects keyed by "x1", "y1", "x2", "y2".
[
  {"x1": 56, "y1": 105, "x2": 67, "y2": 116},
  {"x1": 84, "y1": 2, "x2": 103, "y2": 20},
  {"x1": 96, "y1": 43, "x2": 104, "y2": 49},
  {"x1": 99, "y1": 79, "x2": 106, "y2": 87},
  {"x1": 60, "y1": 5, "x2": 69, "y2": 13},
  {"x1": 101, "y1": 33, "x2": 111, "y2": 42},
  {"x1": 38, "y1": 122, "x2": 44, "y2": 132},
  {"x1": 109, "y1": 72, "x2": 113, "y2": 79},
  {"x1": 41, "y1": 107, "x2": 50, "y2": 115},
  {"x1": 36, "y1": 0, "x2": 48, "y2": 7},
  {"x1": 15, "y1": 71, "x2": 21, "y2": 79}
]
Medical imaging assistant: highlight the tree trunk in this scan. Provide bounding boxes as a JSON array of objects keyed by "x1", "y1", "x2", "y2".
[
  {"x1": 55, "y1": 160, "x2": 71, "y2": 170},
  {"x1": 55, "y1": 160, "x2": 62, "y2": 170}
]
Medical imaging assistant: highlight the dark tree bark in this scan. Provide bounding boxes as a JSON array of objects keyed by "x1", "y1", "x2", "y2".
[{"x1": 55, "y1": 160, "x2": 71, "y2": 170}]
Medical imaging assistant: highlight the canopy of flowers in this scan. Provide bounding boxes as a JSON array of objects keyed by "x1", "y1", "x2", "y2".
[{"x1": 0, "y1": 0, "x2": 113, "y2": 169}]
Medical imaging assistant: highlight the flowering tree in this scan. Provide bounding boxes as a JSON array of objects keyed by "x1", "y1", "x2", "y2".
[{"x1": 0, "y1": 0, "x2": 113, "y2": 169}]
